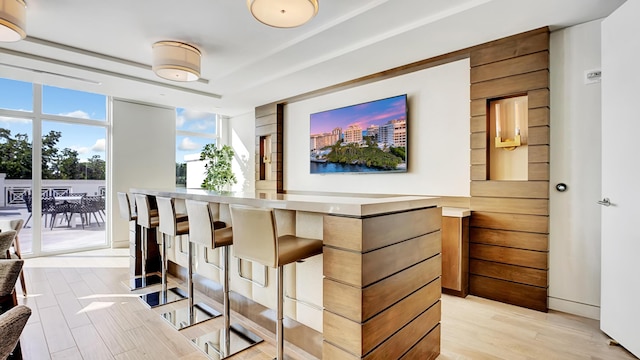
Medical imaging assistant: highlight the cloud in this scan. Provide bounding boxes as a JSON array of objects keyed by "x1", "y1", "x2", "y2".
[
  {"x1": 176, "y1": 115, "x2": 186, "y2": 128},
  {"x1": 182, "y1": 109, "x2": 214, "y2": 121},
  {"x1": 177, "y1": 109, "x2": 216, "y2": 131},
  {"x1": 71, "y1": 146, "x2": 90, "y2": 154},
  {"x1": 59, "y1": 110, "x2": 90, "y2": 119},
  {"x1": 92, "y1": 138, "x2": 105, "y2": 152},
  {"x1": 0, "y1": 116, "x2": 31, "y2": 124},
  {"x1": 192, "y1": 119, "x2": 216, "y2": 131},
  {"x1": 178, "y1": 137, "x2": 200, "y2": 151}
]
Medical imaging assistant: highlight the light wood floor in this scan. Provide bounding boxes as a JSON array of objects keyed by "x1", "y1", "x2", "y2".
[{"x1": 14, "y1": 249, "x2": 638, "y2": 360}]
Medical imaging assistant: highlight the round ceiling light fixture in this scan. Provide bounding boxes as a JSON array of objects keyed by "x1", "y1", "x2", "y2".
[
  {"x1": 247, "y1": 0, "x2": 318, "y2": 28},
  {"x1": 0, "y1": 0, "x2": 27, "y2": 42},
  {"x1": 152, "y1": 41, "x2": 201, "y2": 82}
]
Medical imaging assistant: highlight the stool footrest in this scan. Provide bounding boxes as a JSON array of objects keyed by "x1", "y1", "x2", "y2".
[
  {"x1": 140, "y1": 287, "x2": 187, "y2": 308},
  {"x1": 161, "y1": 303, "x2": 221, "y2": 330},
  {"x1": 191, "y1": 323, "x2": 263, "y2": 359},
  {"x1": 126, "y1": 274, "x2": 162, "y2": 290}
]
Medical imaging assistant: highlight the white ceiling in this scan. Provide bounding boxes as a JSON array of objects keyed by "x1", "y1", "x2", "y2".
[{"x1": 0, "y1": 0, "x2": 626, "y2": 117}]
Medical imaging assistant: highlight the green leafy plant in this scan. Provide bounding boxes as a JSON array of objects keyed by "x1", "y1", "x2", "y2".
[{"x1": 200, "y1": 144, "x2": 237, "y2": 192}]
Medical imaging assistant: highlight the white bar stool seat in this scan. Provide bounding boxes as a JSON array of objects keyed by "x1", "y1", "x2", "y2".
[
  {"x1": 137, "y1": 196, "x2": 189, "y2": 308},
  {"x1": 229, "y1": 204, "x2": 323, "y2": 360},
  {"x1": 118, "y1": 192, "x2": 161, "y2": 290},
  {"x1": 158, "y1": 197, "x2": 221, "y2": 330},
  {"x1": 186, "y1": 200, "x2": 263, "y2": 359}
]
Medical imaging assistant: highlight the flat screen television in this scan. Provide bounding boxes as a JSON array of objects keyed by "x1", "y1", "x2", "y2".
[{"x1": 310, "y1": 94, "x2": 408, "y2": 174}]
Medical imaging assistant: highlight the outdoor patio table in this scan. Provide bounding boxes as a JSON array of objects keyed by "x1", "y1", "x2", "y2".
[{"x1": 54, "y1": 196, "x2": 83, "y2": 204}]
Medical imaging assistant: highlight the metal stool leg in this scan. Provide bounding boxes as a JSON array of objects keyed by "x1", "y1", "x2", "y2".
[
  {"x1": 139, "y1": 232, "x2": 187, "y2": 307},
  {"x1": 128, "y1": 224, "x2": 161, "y2": 290},
  {"x1": 161, "y1": 241, "x2": 221, "y2": 330},
  {"x1": 223, "y1": 246, "x2": 231, "y2": 356},
  {"x1": 276, "y1": 266, "x2": 284, "y2": 360},
  {"x1": 162, "y1": 233, "x2": 168, "y2": 293},
  {"x1": 191, "y1": 246, "x2": 263, "y2": 359}
]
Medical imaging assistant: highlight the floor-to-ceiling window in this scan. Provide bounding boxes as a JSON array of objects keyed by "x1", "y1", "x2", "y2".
[
  {"x1": 175, "y1": 108, "x2": 218, "y2": 188},
  {"x1": 0, "y1": 77, "x2": 109, "y2": 256}
]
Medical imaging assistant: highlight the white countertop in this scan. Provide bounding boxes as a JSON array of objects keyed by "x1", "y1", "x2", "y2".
[
  {"x1": 442, "y1": 207, "x2": 471, "y2": 217},
  {"x1": 130, "y1": 188, "x2": 440, "y2": 217}
]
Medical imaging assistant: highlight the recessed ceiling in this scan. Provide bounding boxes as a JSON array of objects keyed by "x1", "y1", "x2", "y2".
[{"x1": 0, "y1": 0, "x2": 625, "y2": 116}]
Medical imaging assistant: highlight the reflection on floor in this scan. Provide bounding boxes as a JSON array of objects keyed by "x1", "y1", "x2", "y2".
[
  {"x1": 17, "y1": 249, "x2": 313, "y2": 360},
  {"x1": 15, "y1": 249, "x2": 638, "y2": 360}
]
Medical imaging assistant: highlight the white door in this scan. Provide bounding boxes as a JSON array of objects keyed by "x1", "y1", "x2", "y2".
[{"x1": 600, "y1": 0, "x2": 640, "y2": 357}]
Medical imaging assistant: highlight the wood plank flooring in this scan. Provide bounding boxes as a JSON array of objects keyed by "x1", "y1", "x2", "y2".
[{"x1": 14, "y1": 249, "x2": 638, "y2": 360}]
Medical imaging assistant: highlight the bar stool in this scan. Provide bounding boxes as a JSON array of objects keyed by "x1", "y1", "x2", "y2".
[
  {"x1": 159, "y1": 197, "x2": 221, "y2": 330},
  {"x1": 134, "y1": 193, "x2": 180, "y2": 307},
  {"x1": 229, "y1": 204, "x2": 323, "y2": 360},
  {"x1": 186, "y1": 200, "x2": 263, "y2": 359},
  {"x1": 117, "y1": 192, "x2": 161, "y2": 290},
  {"x1": 138, "y1": 196, "x2": 188, "y2": 307}
]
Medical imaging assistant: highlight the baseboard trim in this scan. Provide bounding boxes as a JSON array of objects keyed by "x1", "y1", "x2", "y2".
[
  {"x1": 111, "y1": 240, "x2": 129, "y2": 249},
  {"x1": 548, "y1": 296, "x2": 600, "y2": 320}
]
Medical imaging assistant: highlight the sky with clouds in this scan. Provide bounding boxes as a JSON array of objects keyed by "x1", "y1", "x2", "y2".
[
  {"x1": 175, "y1": 108, "x2": 217, "y2": 163},
  {"x1": 0, "y1": 78, "x2": 218, "y2": 163},
  {"x1": 310, "y1": 94, "x2": 407, "y2": 135},
  {"x1": 0, "y1": 79, "x2": 107, "y2": 161}
]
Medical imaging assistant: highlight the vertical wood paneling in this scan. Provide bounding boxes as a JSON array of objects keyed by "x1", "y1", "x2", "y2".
[
  {"x1": 469, "y1": 29, "x2": 550, "y2": 312},
  {"x1": 254, "y1": 103, "x2": 284, "y2": 193},
  {"x1": 470, "y1": 165, "x2": 487, "y2": 181},
  {"x1": 470, "y1": 30, "x2": 549, "y2": 67},
  {"x1": 470, "y1": 149, "x2": 486, "y2": 165},
  {"x1": 470, "y1": 51, "x2": 549, "y2": 83},
  {"x1": 528, "y1": 89, "x2": 550, "y2": 108},
  {"x1": 470, "y1": 100, "x2": 487, "y2": 116},
  {"x1": 470, "y1": 115, "x2": 487, "y2": 133},
  {"x1": 529, "y1": 145, "x2": 550, "y2": 163}
]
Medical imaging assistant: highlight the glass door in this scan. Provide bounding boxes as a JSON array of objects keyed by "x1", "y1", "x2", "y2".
[
  {"x1": 40, "y1": 120, "x2": 107, "y2": 253},
  {"x1": 0, "y1": 77, "x2": 110, "y2": 257},
  {"x1": 0, "y1": 78, "x2": 36, "y2": 254},
  {"x1": 0, "y1": 116, "x2": 34, "y2": 253}
]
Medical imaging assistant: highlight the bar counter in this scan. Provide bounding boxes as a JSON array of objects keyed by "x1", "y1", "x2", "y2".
[
  {"x1": 130, "y1": 188, "x2": 438, "y2": 217},
  {"x1": 131, "y1": 188, "x2": 442, "y2": 360}
]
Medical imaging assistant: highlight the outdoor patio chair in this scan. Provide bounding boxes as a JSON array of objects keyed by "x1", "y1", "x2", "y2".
[
  {"x1": 67, "y1": 193, "x2": 87, "y2": 197},
  {"x1": 42, "y1": 196, "x2": 69, "y2": 230},
  {"x1": 67, "y1": 195, "x2": 103, "y2": 229},
  {"x1": 23, "y1": 193, "x2": 33, "y2": 228},
  {"x1": 0, "y1": 219, "x2": 26, "y2": 296}
]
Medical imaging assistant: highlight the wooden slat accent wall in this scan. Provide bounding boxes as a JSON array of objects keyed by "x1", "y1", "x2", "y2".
[
  {"x1": 250, "y1": 29, "x2": 552, "y2": 339},
  {"x1": 255, "y1": 103, "x2": 283, "y2": 192},
  {"x1": 468, "y1": 28, "x2": 550, "y2": 312}
]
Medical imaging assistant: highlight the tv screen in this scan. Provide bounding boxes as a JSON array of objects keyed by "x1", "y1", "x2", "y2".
[{"x1": 310, "y1": 94, "x2": 408, "y2": 174}]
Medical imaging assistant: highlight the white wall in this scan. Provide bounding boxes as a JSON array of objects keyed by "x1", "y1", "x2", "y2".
[
  {"x1": 283, "y1": 59, "x2": 470, "y2": 196},
  {"x1": 549, "y1": 20, "x2": 603, "y2": 319},
  {"x1": 225, "y1": 112, "x2": 256, "y2": 193},
  {"x1": 110, "y1": 99, "x2": 176, "y2": 248}
]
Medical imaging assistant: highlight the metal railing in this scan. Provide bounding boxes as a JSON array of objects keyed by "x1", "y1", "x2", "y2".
[{"x1": 5, "y1": 187, "x2": 72, "y2": 206}]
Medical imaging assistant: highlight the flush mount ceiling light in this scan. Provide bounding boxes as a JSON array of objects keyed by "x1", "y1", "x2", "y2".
[
  {"x1": 152, "y1": 41, "x2": 201, "y2": 82},
  {"x1": 0, "y1": 0, "x2": 27, "y2": 42},
  {"x1": 247, "y1": 0, "x2": 318, "y2": 28}
]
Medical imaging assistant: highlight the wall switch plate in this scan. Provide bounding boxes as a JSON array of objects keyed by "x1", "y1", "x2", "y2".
[{"x1": 584, "y1": 69, "x2": 602, "y2": 84}]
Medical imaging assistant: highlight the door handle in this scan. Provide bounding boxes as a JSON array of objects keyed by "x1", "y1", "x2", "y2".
[{"x1": 597, "y1": 198, "x2": 611, "y2": 207}]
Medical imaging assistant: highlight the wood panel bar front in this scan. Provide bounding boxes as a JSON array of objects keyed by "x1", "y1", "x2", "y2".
[
  {"x1": 323, "y1": 207, "x2": 442, "y2": 359},
  {"x1": 131, "y1": 188, "x2": 440, "y2": 359}
]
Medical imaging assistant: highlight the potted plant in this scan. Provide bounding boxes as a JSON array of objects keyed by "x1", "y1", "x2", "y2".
[{"x1": 200, "y1": 144, "x2": 237, "y2": 192}]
